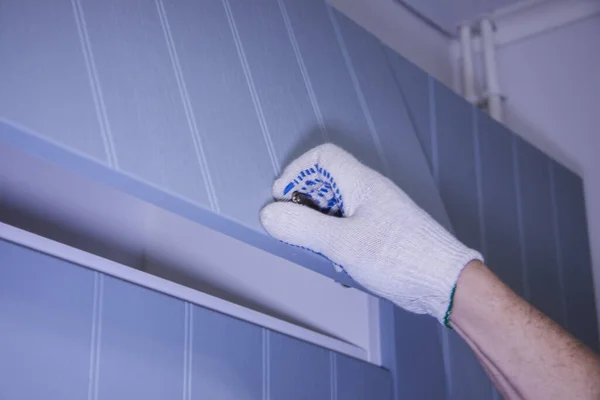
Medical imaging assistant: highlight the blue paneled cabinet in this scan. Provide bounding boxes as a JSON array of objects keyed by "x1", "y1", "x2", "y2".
[
  {"x1": 0, "y1": 0, "x2": 596, "y2": 399},
  {"x1": 0, "y1": 239, "x2": 390, "y2": 400}
]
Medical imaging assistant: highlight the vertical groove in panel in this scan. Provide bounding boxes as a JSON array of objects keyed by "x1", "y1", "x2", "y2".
[
  {"x1": 182, "y1": 303, "x2": 188, "y2": 400},
  {"x1": 188, "y1": 306, "x2": 193, "y2": 400},
  {"x1": 276, "y1": 0, "x2": 328, "y2": 140},
  {"x1": 428, "y1": 77, "x2": 439, "y2": 184},
  {"x1": 438, "y1": 326, "x2": 452, "y2": 400},
  {"x1": 155, "y1": 0, "x2": 219, "y2": 212},
  {"x1": 330, "y1": 352, "x2": 337, "y2": 400},
  {"x1": 70, "y1": 0, "x2": 118, "y2": 168},
  {"x1": 87, "y1": 272, "x2": 104, "y2": 400},
  {"x1": 188, "y1": 305, "x2": 193, "y2": 400},
  {"x1": 221, "y1": 0, "x2": 280, "y2": 175},
  {"x1": 87, "y1": 273, "x2": 99, "y2": 400},
  {"x1": 548, "y1": 162, "x2": 568, "y2": 325},
  {"x1": 472, "y1": 110, "x2": 488, "y2": 257},
  {"x1": 182, "y1": 302, "x2": 193, "y2": 400},
  {"x1": 511, "y1": 135, "x2": 530, "y2": 300},
  {"x1": 379, "y1": 301, "x2": 399, "y2": 399},
  {"x1": 95, "y1": 274, "x2": 105, "y2": 400},
  {"x1": 327, "y1": 8, "x2": 390, "y2": 177},
  {"x1": 262, "y1": 329, "x2": 270, "y2": 400}
]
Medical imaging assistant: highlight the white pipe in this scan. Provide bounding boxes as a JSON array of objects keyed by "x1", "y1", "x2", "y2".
[
  {"x1": 458, "y1": 24, "x2": 477, "y2": 104},
  {"x1": 480, "y1": 18, "x2": 503, "y2": 122}
]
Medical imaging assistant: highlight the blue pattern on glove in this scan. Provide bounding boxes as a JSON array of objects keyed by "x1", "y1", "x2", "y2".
[{"x1": 281, "y1": 163, "x2": 345, "y2": 216}]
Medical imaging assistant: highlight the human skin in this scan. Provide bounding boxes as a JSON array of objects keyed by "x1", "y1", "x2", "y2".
[{"x1": 451, "y1": 260, "x2": 600, "y2": 399}]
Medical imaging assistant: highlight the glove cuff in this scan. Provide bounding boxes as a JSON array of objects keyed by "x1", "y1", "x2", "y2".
[
  {"x1": 396, "y1": 219, "x2": 484, "y2": 325},
  {"x1": 427, "y1": 240, "x2": 483, "y2": 325}
]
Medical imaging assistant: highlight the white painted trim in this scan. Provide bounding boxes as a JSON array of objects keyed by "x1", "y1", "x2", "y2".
[
  {"x1": 480, "y1": 18, "x2": 503, "y2": 122},
  {"x1": 0, "y1": 222, "x2": 368, "y2": 361},
  {"x1": 450, "y1": 0, "x2": 600, "y2": 55},
  {"x1": 458, "y1": 24, "x2": 477, "y2": 103}
]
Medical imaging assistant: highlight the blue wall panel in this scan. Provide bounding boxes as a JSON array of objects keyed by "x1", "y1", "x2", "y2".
[
  {"x1": 434, "y1": 84, "x2": 481, "y2": 249},
  {"x1": 0, "y1": 0, "x2": 107, "y2": 162},
  {"x1": 516, "y1": 137, "x2": 566, "y2": 326},
  {"x1": 336, "y1": 353, "x2": 392, "y2": 400},
  {"x1": 378, "y1": 300, "x2": 399, "y2": 395},
  {"x1": 384, "y1": 23, "x2": 596, "y2": 400},
  {"x1": 551, "y1": 162, "x2": 599, "y2": 351},
  {"x1": 79, "y1": 0, "x2": 212, "y2": 208},
  {"x1": 392, "y1": 309, "x2": 447, "y2": 399},
  {"x1": 0, "y1": 0, "x2": 446, "y2": 289},
  {"x1": 433, "y1": 82, "x2": 492, "y2": 400},
  {"x1": 192, "y1": 306, "x2": 263, "y2": 400},
  {"x1": 0, "y1": 240, "x2": 94, "y2": 400},
  {"x1": 269, "y1": 332, "x2": 330, "y2": 400},
  {"x1": 161, "y1": 0, "x2": 276, "y2": 227},
  {"x1": 383, "y1": 47, "x2": 433, "y2": 169},
  {"x1": 0, "y1": 238, "x2": 391, "y2": 400},
  {"x1": 98, "y1": 275, "x2": 185, "y2": 400},
  {"x1": 227, "y1": 0, "x2": 325, "y2": 167},
  {"x1": 280, "y1": 0, "x2": 384, "y2": 173},
  {"x1": 2, "y1": 0, "x2": 597, "y2": 398},
  {"x1": 477, "y1": 113, "x2": 525, "y2": 296},
  {"x1": 335, "y1": 15, "x2": 454, "y2": 399},
  {"x1": 0, "y1": 0, "x2": 446, "y2": 236},
  {"x1": 333, "y1": 11, "x2": 451, "y2": 229}
]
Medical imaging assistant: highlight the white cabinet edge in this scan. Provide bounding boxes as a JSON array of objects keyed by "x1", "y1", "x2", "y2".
[{"x1": 0, "y1": 221, "x2": 372, "y2": 362}]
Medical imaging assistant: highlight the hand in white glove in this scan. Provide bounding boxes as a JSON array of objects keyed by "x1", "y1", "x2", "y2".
[{"x1": 260, "y1": 144, "x2": 482, "y2": 325}]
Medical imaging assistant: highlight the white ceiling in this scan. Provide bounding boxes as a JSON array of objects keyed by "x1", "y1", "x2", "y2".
[{"x1": 397, "y1": 0, "x2": 526, "y2": 34}]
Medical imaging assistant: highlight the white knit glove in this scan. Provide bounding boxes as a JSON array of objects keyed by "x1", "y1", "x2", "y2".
[{"x1": 260, "y1": 144, "x2": 482, "y2": 325}]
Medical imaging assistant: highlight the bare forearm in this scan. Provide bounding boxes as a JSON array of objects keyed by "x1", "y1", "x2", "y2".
[
  {"x1": 451, "y1": 261, "x2": 600, "y2": 399},
  {"x1": 455, "y1": 322, "x2": 523, "y2": 399}
]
